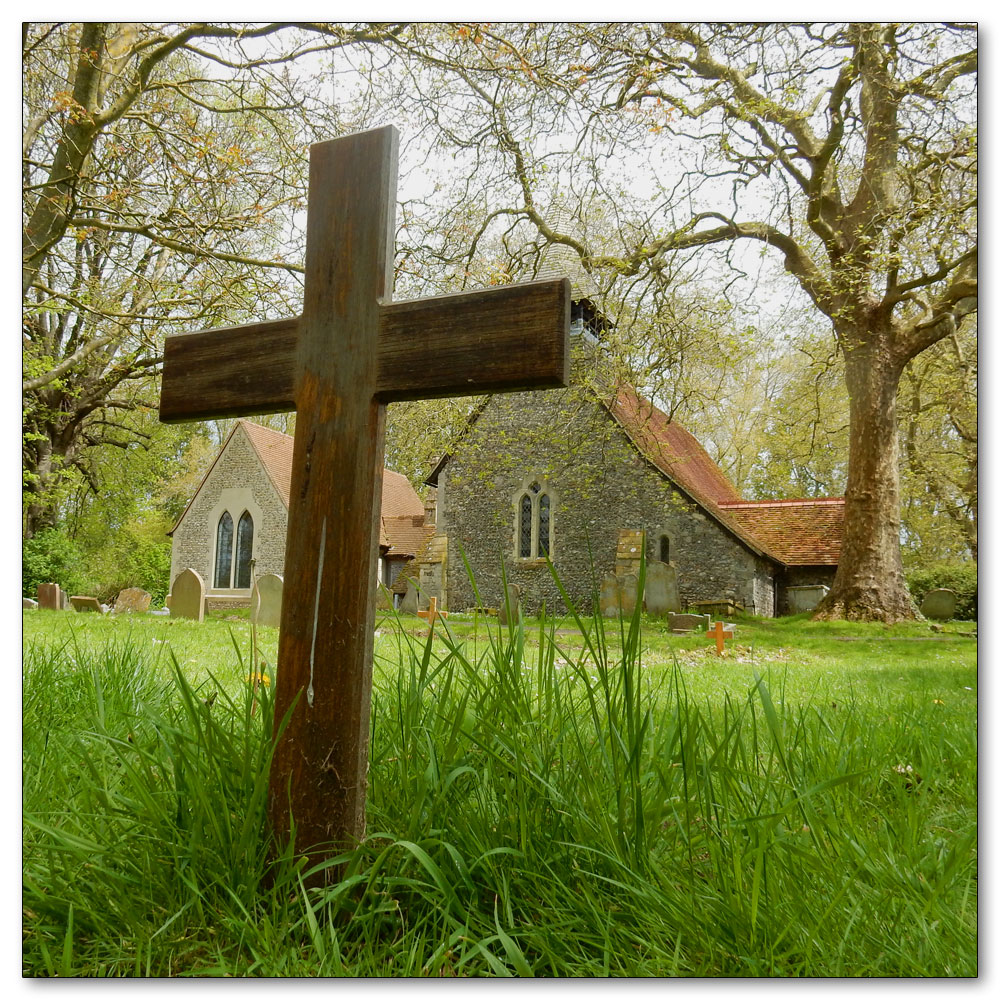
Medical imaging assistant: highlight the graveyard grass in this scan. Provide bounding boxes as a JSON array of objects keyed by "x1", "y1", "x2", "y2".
[{"x1": 23, "y1": 583, "x2": 977, "y2": 977}]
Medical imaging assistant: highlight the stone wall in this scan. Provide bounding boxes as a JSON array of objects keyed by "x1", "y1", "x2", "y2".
[
  {"x1": 169, "y1": 425, "x2": 288, "y2": 596},
  {"x1": 437, "y1": 377, "x2": 777, "y2": 616}
]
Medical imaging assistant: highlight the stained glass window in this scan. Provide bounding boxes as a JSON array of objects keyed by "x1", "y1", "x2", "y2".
[
  {"x1": 519, "y1": 494, "x2": 533, "y2": 558},
  {"x1": 235, "y1": 511, "x2": 254, "y2": 588},
  {"x1": 214, "y1": 511, "x2": 233, "y2": 588}
]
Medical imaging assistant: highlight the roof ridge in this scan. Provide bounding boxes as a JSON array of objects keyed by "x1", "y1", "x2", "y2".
[
  {"x1": 719, "y1": 497, "x2": 845, "y2": 508},
  {"x1": 238, "y1": 418, "x2": 292, "y2": 440}
]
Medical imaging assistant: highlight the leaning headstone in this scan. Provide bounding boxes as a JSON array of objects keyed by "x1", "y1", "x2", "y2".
[
  {"x1": 37, "y1": 582, "x2": 62, "y2": 611},
  {"x1": 171, "y1": 568, "x2": 206, "y2": 622},
  {"x1": 668, "y1": 612, "x2": 711, "y2": 633},
  {"x1": 920, "y1": 588, "x2": 957, "y2": 621},
  {"x1": 619, "y1": 573, "x2": 639, "y2": 617},
  {"x1": 23, "y1": 598, "x2": 38, "y2": 609},
  {"x1": 251, "y1": 574, "x2": 284, "y2": 629},
  {"x1": 70, "y1": 595, "x2": 103, "y2": 613},
  {"x1": 113, "y1": 587, "x2": 152, "y2": 614},
  {"x1": 400, "y1": 580, "x2": 419, "y2": 615},
  {"x1": 599, "y1": 573, "x2": 623, "y2": 617},
  {"x1": 499, "y1": 583, "x2": 522, "y2": 626},
  {"x1": 645, "y1": 560, "x2": 680, "y2": 615}
]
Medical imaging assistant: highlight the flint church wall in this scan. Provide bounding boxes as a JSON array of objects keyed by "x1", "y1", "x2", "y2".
[{"x1": 437, "y1": 382, "x2": 775, "y2": 616}]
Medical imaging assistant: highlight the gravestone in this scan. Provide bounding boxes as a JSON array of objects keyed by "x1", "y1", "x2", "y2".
[
  {"x1": 171, "y1": 568, "x2": 206, "y2": 622},
  {"x1": 114, "y1": 587, "x2": 152, "y2": 614},
  {"x1": 920, "y1": 588, "x2": 957, "y2": 621},
  {"x1": 499, "y1": 583, "x2": 522, "y2": 626},
  {"x1": 707, "y1": 620, "x2": 735, "y2": 655},
  {"x1": 70, "y1": 596, "x2": 103, "y2": 613},
  {"x1": 23, "y1": 598, "x2": 37, "y2": 609},
  {"x1": 252, "y1": 574, "x2": 284, "y2": 629},
  {"x1": 645, "y1": 560, "x2": 680, "y2": 615},
  {"x1": 37, "y1": 582, "x2": 62, "y2": 611},
  {"x1": 620, "y1": 573, "x2": 640, "y2": 617},
  {"x1": 157, "y1": 126, "x2": 570, "y2": 866},
  {"x1": 786, "y1": 584, "x2": 829, "y2": 614},
  {"x1": 668, "y1": 612, "x2": 710, "y2": 633},
  {"x1": 599, "y1": 572, "x2": 623, "y2": 617},
  {"x1": 615, "y1": 529, "x2": 645, "y2": 577},
  {"x1": 399, "y1": 579, "x2": 419, "y2": 615}
]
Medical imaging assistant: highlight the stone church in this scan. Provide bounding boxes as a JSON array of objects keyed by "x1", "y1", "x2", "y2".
[
  {"x1": 167, "y1": 420, "x2": 433, "y2": 610},
  {"x1": 413, "y1": 285, "x2": 845, "y2": 617}
]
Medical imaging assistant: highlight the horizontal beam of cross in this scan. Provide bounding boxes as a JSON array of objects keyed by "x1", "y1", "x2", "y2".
[{"x1": 159, "y1": 279, "x2": 571, "y2": 423}]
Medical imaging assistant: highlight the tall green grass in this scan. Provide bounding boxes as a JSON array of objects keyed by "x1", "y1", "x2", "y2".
[{"x1": 23, "y1": 583, "x2": 977, "y2": 976}]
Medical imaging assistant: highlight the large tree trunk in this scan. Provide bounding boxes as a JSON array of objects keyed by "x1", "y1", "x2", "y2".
[{"x1": 814, "y1": 330, "x2": 919, "y2": 622}]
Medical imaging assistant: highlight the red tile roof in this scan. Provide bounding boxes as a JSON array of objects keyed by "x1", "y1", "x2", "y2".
[
  {"x1": 606, "y1": 386, "x2": 742, "y2": 506},
  {"x1": 604, "y1": 386, "x2": 771, "y2": 556},
  {"x1": 718, "y1": 498, "x2": 845, "y2": 566},
  {"x1": 604, "y1": 387, "x2": 844, "y2": 566},
  {"x1": 380, "y1": 468, "x2": 426, "y2": 520},
  {"x1": 381, "y1": 515, "x2": 435, "y2": 559}
]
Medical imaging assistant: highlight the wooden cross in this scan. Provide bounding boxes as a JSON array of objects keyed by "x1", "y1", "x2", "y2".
[
  {"x1": 707, "y1": 620, "x2": 734, "y2": 655},
  {"x1": 416, "y1": 596, "x2": 447, "y2": 629},
  {"x1": 159, "y1": 126, "x2": 570, "y2": 864}
]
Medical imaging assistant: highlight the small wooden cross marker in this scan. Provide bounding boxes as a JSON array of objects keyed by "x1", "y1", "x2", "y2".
[
  {"x1": 707, "y1": 620, "x2": 735, "y2": 655},
  {"x1": 416, "y1": 596, "x2": 447, "y2": 630},
  {"x1": 159, "y1": 126, "x2": 570, "y2": 866}
]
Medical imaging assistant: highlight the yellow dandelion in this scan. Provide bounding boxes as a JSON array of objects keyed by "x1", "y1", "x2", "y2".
[
  {"x1": 246, "y1": 671, "x2": 271, "y2": 686},
  {"x1": 933, "y1": 698, "x2": 944, "y2": 705}
]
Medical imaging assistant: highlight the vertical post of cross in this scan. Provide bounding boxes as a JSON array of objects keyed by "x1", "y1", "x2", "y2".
[{"x1": 267, "y1": 127, "x2": 397, "y2": 857}]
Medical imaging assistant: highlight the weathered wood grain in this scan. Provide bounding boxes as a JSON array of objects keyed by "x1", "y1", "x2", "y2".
[
  {"x1": 159, "y1": 279, "x2": 570, "y2": 422},
  {"x1": 376, "y1": 279, "x2": 570, "y2": 401},
  {"x1": 267, "y1": 126, "x2": 396, "y2": 856},
  {"x1": 159, "y1": 319, "x2": 297, "y2": 421}
]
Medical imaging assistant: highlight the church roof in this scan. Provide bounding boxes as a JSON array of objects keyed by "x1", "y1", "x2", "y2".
[
  {"x1": 606, "y1": 387, "x2": 742, "y2": 506},
  {"x1": 717, "y1": 498, "x2": 845, "y2": 566},
  {"x1": 170, "y1": 419, "x2": 425, "y2": 535},
  {"x1": 381, "y1": 514, "x2": 435, "y2": 560},
  {"x1": 603, "y1": 385, "x2": 773, "y2": 558},
  {"x1": 604, "y1": 387, "x2": 845, "y2": 566}
]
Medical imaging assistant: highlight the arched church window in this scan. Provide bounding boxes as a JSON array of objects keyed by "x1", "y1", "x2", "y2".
[
  {"x1": 214, "y1": 511, "x2": 234, "y2": 589},
  {"x1": 214, "y1": 509, "x2": 254, "y2": 589},
  {"x1": 659, "y1": 534, "x2": 670, "y2": 564},
  {"x1": 235, "y1": 511, "x2": 254, "y2": 589},
  {"x1": 515, "y1": 480, "x2": 554, "y2": 560}
]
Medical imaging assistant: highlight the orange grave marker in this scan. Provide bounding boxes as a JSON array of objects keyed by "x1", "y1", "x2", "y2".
[
  {"x1": 417, "y1": 596, "x2": 448, "y2": 629},
  {"x1": 707, "y1": 620, "x2": 734, "y2": 655}
]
